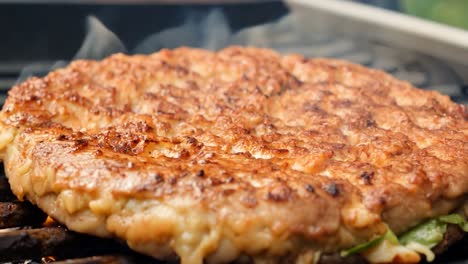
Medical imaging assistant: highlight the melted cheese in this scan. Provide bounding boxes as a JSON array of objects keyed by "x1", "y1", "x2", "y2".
[
  {"x1": 362, "y1": 239, "x2": 421, "y2": 263},
  {"x1": 405, "y1": 242, "x2": 435, "y2": 262}
]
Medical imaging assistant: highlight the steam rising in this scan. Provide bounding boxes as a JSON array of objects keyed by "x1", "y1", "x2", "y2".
[
  {"x1": 17, "y1": 16, "x2": 125, "y2": 83},
  {"x1": 134, "y1": 9, "x2": 230, "y2": 53},
  {"x1": 16, "y1": 9, "x2": 463, "y2": 99},
  {"x1": 74, "y1": 16, "x2": 126, "y2": 60}
]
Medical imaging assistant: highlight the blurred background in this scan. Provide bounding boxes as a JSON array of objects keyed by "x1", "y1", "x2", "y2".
[
  {"x1": 1, "y1": 0, "x2": 465, "y2": 105},
  {"x1": 362, "y1": 0, "x2": 468, "y2": 30},
  {"x1": 1, "y1": 0, "x2": 467, "y2": 66},
  {"x1": 0, "y1": 0, "x2": 465, "y2": 103}
]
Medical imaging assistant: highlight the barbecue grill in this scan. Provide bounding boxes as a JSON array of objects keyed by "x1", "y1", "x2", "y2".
[{"x1": 0, "y1": 1, "x2": 468, "y2": 263}]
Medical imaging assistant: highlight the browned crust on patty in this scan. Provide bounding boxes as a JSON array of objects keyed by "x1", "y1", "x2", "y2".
[{"x1": 0, "y1": 46, "x2": 467, "y2": 263}]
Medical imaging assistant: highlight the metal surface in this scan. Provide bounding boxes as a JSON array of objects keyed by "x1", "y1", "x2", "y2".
[{"x1": 287, "y1": 0, "x2": 468, "y2": 67}]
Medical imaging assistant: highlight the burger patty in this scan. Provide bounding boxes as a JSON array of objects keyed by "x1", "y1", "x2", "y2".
[{"x1": 0, "y1": 47, "x2": 467, "y2": 263}]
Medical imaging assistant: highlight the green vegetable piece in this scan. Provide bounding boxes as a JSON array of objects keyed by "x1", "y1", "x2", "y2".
[
  {"x1": 439, "y1": 214, "x2": 468, "y2": 232},
  {"x1": 340, "y1": 213, "x2": 468, "y2": 258},
  {"x1": 399, "y1": 219, "x2": 446, "y2": 248},
  {"x1": 340, "y1": 233, "x2": 386, "y2": 257},
  {"x1": 384, "y1": 228, "x2": 399, "y2": 244}
]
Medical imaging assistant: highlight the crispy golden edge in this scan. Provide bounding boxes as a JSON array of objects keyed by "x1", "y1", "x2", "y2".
[{"x1": 0, "y1": 46, "x2": 467, "y2": 263}]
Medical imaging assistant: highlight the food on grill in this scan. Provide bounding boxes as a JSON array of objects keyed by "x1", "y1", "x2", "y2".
[
  {"x1": 0, "y1": 175, "x2": 155, "y2": 263},
  {"x1": 0, "y1": 46, "x2": 467, "y2": 264}
]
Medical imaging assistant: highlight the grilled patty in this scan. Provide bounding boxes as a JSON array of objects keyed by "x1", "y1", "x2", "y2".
[{"x1": 0, "y1": 47, "x2": 467, "y2": 263}]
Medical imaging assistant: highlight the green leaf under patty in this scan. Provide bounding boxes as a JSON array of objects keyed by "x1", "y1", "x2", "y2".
[
  {"x1": 399, "y1": 219, "x2": 446, "y2": 248},
  {"x1": 400, "y1": 214, "x2": 468, "y2": 248},
  {"x1": 341, "y1": 213, "x2": 468, "y2": 257},
  {"x1": 439, "y1": 214, "x2": 468, "y2": 232},
  {"x1": 340, "y1": 234, "x2": 385, "y2": 257},
  {"x1": 340, "y1": 229, "x2": 398, "y2": 257}
]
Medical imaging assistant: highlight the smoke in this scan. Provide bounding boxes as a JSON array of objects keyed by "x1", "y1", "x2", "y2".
[
  {"x1": 17, "y1": 16, "x2": 125, "y2": 84},
  {"x1": 8, "y1": 10, "x2": 392, "y2": 72},
  {"x1": 134, "y1": 9, "x2": 230, "y2": 53},
  {"x1": 15, "y1": 8, "x2": 464, "y2": 102},
  {"x1": 74, "y1": 16, "x2": 127, "y2": 60}
]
